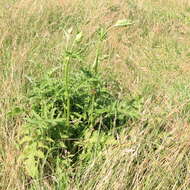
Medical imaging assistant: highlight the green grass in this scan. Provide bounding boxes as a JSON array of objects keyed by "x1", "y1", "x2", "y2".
[{"x1": 1, "y1": 0, "x2": 190, "y2": 189}]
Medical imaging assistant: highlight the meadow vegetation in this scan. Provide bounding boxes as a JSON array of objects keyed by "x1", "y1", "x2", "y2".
[{"x1": 1, "y1": 0, "x2": 190, "y2": 189}]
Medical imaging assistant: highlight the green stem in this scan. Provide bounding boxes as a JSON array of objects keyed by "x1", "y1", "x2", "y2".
[
  {"x1": 90, "y1": 40, "x2": 101, "y2": 127},
  {"x1": 65, "y1": 57, "x2": 70, "y2": 129},
  {"x1": 93, "y1": 50, "x2": 99, "y2": 73},
  {"x1": 89, "y1": 94, "x2": 95, "y2": 128}
]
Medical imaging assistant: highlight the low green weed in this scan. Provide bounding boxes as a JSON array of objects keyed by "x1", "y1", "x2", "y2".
[
  {"x1": 17, "y1": 19, "x2": 141, "y2": 180},
  {"x1": 18, "y1": 65, "x2": 141, "y2": 179}
]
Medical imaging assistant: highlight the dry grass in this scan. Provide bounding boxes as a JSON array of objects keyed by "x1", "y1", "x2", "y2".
[{"x1": 1, "y1": 0, "x2": 190, "y2": 189}]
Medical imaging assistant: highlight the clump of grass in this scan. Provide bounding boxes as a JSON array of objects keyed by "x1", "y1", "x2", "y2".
[{"x1": 74, "y1": 120, "x2": 190, "y2": 190}]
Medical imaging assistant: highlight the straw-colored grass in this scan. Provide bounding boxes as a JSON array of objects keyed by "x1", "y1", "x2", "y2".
[{"x1": 1, "y1": 0, "x2": 190, "y2": 189}]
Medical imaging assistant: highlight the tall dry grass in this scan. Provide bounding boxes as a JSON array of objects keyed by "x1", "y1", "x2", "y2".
[{"x1": 0, "y1": 0, "x2": 190, "y2": 189}]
